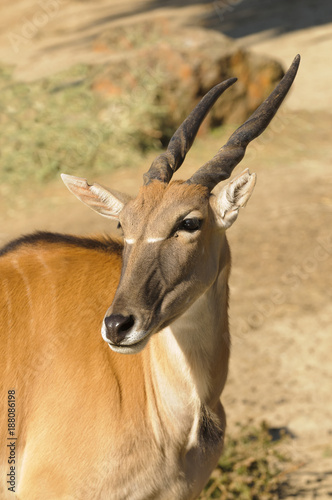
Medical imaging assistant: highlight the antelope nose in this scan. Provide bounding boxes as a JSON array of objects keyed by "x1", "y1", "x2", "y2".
[{"x1": 104, "y1": 314, "x2": 135, "y2": 345}]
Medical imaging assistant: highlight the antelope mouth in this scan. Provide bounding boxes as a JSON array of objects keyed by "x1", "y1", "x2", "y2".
[
  {"x1": 107, "y1": 335, "x2": 150, "y2": 354},
  {"x1": 102, "y1": 326, "x2": 151, "y2": 355}
]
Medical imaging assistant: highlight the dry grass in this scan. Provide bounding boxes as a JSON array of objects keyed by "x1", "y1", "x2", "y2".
[
  {"x1": 199, "y1": 422, "x2": 291, "y2": 500},
  {"x1": 0, "y1": 62, "x2": 165, "y2": 191}
]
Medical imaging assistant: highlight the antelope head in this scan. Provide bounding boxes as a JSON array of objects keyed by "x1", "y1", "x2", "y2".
[{"x1": 62, "y1": 55, "x2": 300, "y2": 354}]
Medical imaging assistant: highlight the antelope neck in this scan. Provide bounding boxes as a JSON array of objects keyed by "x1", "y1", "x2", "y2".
[{"x1": 147, "y1": 239, "x2": 230, "y2": 431}]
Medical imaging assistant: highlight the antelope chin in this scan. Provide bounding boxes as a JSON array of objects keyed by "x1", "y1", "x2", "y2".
[{"x1": 106, "y1": 333, "x2": 151, "y2": 355}]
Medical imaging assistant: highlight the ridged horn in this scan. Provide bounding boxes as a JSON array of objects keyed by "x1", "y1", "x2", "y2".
[
  {"x1": 187, "y1": 54, "x2": 301, "y2": 191},
  {"x1": 143, "y1": 78, "x2": 237, "y2": 185}
]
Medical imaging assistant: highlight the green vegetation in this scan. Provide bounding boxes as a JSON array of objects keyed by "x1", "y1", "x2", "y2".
[
  {"x1": 199, "y1": 422, "x2": 291, "y2": 500},
  {"x1": 0, "y1": 63, "x2": 166, "y2": 188}
]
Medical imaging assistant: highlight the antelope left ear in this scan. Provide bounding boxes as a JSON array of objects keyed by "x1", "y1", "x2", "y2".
[
  {"x1": 211, "y1": 169, "x2": 256, "y2": 229},
  {"x1": 61, "y1": 174, "x2": 131, "y2": 220}
]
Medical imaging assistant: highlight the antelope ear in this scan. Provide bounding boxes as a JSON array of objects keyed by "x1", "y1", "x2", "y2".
[
  {"x1": 211, "y1": 169, "x2": 256, "y2": 229},
  {"x1": 61, "y1": 174, "x2": 131, "y2": 220}
]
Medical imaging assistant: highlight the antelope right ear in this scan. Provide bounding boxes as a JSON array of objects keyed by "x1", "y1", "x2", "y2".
[
  {"x1": 211, "y1": 169, "x2": 256, "y2": 229},
  {"x1": 61, "y1": 174, "x2": 131, "y2": 220}
]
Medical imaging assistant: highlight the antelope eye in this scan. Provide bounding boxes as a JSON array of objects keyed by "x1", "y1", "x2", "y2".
[{"x1": 178, "y1": 218, "x2": 202, "y2": 232}]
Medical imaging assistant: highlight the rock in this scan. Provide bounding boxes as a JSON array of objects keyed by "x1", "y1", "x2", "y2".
[{"x1": 91, "y1": 23, "x2": 284, "y2": 142}]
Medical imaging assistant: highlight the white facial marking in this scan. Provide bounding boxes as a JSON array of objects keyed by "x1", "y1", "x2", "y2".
[
  {"x1": 125, "y1": 237, "x2": 165, "y2": 244},
  {"x1": 146, "y1": 237, "x2": 165, "y2": 243}
]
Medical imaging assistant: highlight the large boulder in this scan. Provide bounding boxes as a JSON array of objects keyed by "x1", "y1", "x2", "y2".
[{"x1": 91, "y1": 25, "x2": 284, "y2": 141}]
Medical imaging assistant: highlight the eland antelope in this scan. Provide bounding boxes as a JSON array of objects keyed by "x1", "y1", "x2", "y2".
[{"x1": 0, "y1": 55, "x2": 300, "y2": 500}]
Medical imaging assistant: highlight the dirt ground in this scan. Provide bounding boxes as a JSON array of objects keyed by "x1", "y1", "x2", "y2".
[{"x1": 1, "y1": 1, "x2": 332, "y2": 498}]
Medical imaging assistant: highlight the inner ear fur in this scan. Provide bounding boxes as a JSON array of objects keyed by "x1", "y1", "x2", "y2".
[
  {"x1": 211, "y1": 169, "x2": 256, "y2": 229},
  {"x1": 61, "y1": 174, "x2": 132, "y2": 220}
]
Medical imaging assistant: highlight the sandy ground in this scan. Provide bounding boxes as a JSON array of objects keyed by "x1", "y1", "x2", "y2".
[{"x1": 1, "y1": 0, "x2": 332, "y2": 497}]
